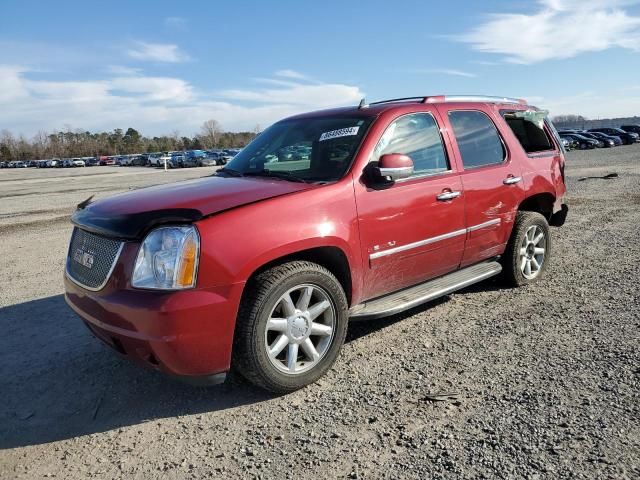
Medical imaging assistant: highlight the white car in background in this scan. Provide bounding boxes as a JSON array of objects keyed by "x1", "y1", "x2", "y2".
[
  {"x1": 156, "y1": 154, "x2": 172, "y2": 168},
  {"x1": 72, "y1": 159, "x2": 86, "y2": 167}
]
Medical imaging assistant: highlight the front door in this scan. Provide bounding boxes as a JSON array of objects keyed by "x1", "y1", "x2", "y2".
[{"x1": 354, "y1": 111, "x2": 466, "y2": 300}]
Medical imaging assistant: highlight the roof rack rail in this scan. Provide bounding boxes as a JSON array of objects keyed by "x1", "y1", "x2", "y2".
[
  {"x1": 426, "y1": 95, "x2": 527, "y2": 105},
  {"x1": 367, "y1": 96, "x2": 428, "y2": 107},
  {"x1": 358, "y1": 95, "x2": 527, "y2": 109}
]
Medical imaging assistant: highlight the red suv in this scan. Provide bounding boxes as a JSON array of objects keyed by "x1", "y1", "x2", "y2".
[{"x1": 65, "y1": 95, "x2": 568, "y2": 392}]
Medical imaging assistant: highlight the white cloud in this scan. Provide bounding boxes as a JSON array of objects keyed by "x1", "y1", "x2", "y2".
[
  {"x1": 164, "y1": 16, "x2": 187, "y2": 29},
  {"x1": 111, "y1": 76, "x2": 193, "y2": 102},
  {"x1": 0, "y1": 68, "x2": 365, "y2": 136},
  {"x1": 457, "y1": 0, "x2": 640, "y2": 63},
  {"x1": 127, "y1": 42, "x2": 190, "y2": 63},
  {"x1": 415, "y1": 68, "x2": 477, "y2": 78},
  {"x1": 106, "y1": 65, "x2": 142, "y2": 76},
  {"x1": 274, "y1": 69, "x2": 316, "y2": 82}
]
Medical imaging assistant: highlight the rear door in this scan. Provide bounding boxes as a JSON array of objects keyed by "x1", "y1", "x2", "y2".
[
  {"x1": 354, "y1": 109, "x2": 466, "y2": 299},
  {"x1": 436, "y1": 106, "x2": 525, "y2": 268}
]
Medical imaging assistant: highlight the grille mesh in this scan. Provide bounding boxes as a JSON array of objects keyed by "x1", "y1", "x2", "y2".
[{"x1": 66, "y1": 228, "x2": 123, "y2": 290}]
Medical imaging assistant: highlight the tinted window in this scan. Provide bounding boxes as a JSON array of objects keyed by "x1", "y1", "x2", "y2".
[
  {"x1": 448, "y1": 111, "x2": 505, "y2": 168},
  {"x1": 371, "y1": 113, "x2": 449, "y2": 176}
]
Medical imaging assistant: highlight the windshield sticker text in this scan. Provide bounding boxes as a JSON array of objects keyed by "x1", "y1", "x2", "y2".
[{"x1": 319, "y1": 126, "x2": 360, "y2": 142}]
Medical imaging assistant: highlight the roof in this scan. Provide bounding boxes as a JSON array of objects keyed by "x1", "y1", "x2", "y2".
[{"x1": 285, "y1": 95, "x2": 533, "y2": 122}]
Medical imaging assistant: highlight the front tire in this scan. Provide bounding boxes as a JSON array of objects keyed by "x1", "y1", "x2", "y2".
[
  {"x1": 502, "y1": 211, "x2": 551, "y2": 287},
  {"x1": 233, "y1": 261, "x2": 348, "y2": 393}
]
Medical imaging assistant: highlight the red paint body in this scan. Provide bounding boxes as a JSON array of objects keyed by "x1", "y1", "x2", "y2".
[{"x1": 65, "y1": 99, "x2": 567, "y2": 380}]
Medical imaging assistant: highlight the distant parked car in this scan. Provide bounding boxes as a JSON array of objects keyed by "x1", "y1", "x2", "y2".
[
  {"x1": 170, "y1": 153, "x2": 186, "y2": 168},
  {"x1": 588, "y1": 131, "x2": 621, "y2": 147},
  {"x1": 577, "y1": 132, "x2": 607, "y2": 148},
  {"x1": 560, "y1": 134, "x2": 597, "y2": 150},
  {"x1": 73, "y1": 159, "x2": 86, "y2": 167},
  {"x1": 222, "y1": 148, "x2": 241, "y2": 163},
  {"x1": 155, "y1": 154, "x2": 172, "y2": 167},
  {"x1": 61, "y1": 159, "x2": 75, "y2": 168},
  {"x1": 620, "y1": 124, "x2": 640, "y2": 136},
  {"x1": 129, "y1": 155, "x2": 147, "y2": 166},
  {"x1": 0, "y1": 161, "x2": 7, "y2": 168},
  {"x1": 560, "y1": 138, "x2": 572, "y2": 151},
  {"x1": 12, "y1": 161, "x2": 28, "y2": 168},
  {"x1": 146, "y1": 154, "x2": 163, "y2": 166},
  {"x1": 588, "y1": 128, "x2": 638, "y2": 145},
  {"x1": 201, "y1": 152, "x2": 225, "y2": 166}
]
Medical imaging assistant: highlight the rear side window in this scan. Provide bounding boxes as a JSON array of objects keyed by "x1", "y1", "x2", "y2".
[
  {"x1": 448, "y1": 111, "x2": 505, "y2": 169},
  {"x1": 502, "y1": 110, "x2": 554, "y2": 153},
  {"x1": 371, "y1": 113, "x2": 449, "y2": 177}
]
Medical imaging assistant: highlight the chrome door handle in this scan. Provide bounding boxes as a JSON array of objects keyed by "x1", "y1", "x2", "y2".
[
  {"x1": 436, "y1": 191, "x2": 461, "y2": 201},
  {"x1": 503, "y1": 176, "x2": 522, "y2": 185}
]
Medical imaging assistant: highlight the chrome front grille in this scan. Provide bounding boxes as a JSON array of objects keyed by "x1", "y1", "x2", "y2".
[{"x1": 66, "y1": 228, "x2": 123, "y2": 290}]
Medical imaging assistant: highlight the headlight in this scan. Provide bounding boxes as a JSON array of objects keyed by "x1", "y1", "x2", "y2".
[{"x1": 132, "y1": 226, "x2": 200, "y2": 290}]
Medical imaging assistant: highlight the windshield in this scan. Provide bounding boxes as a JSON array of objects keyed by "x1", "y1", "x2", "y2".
[{"x1": 224, "y1": 116, "x2": 373, "y2": 182}]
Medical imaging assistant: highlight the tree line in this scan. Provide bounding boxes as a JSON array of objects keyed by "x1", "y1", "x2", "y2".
[{"x1": 0, "y1": 120, "x2": 260, "y2": 161}]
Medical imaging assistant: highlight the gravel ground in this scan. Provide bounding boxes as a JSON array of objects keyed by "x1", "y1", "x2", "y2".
[{"x1": 0, "y1": 150, "x2": 638, "y2": 479}]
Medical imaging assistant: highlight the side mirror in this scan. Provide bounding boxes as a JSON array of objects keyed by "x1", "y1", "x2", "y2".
[{"x1": 374, "y1": 153, "x2": 414, "y2": 182}]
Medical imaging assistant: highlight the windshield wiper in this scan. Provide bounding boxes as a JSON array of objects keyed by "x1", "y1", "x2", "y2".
[
  {"x1": 243, "y1": 170, "x2": 310, "y2": 183},
  {"x1": 216, "y1": 167, "x2": 244, "y2": 177}
]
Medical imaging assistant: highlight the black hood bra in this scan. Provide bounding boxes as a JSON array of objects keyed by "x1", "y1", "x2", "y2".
[{"x1": 71, "y1": 206, "x2": 203, "y2": 241}]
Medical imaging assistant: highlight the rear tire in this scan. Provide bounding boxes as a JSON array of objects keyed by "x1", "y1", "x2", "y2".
[
  {"x1": 233, "y1": 261, "x2": 348, "y2": 393},
  {"x1": 501, "y1": 211, "x2": 551, "y2": 287}
]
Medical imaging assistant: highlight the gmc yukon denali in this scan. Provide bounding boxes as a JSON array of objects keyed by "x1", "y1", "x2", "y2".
[{"x1": 64, "y1": 95, "x2": 568, "y2": 393}]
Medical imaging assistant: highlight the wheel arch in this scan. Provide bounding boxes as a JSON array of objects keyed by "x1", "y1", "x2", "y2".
[
  {"x1": 243, "y1": 246, "x2": 353, "y2": 307},
  {"x1": 518, "y1": 192, "x2": 556, "y2": 221}
]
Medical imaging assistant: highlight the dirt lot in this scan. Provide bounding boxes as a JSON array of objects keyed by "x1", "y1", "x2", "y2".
[{"x1": 1, "y1": 151, "x2": 639, "y2": 479}]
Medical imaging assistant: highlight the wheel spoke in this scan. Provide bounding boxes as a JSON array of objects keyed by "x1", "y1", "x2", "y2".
[
  {"x1": 531, "y1": 257, "x2": 540, "y2": 271},
  {"x1": 280, "y1": 293, "x2": 296, "y2": 317},
  {"x1": 524, "y1": 259, "x2": 532, "y2": 277},
  {"x1": 310, "y1": 322, "x2": 332, "y2": 336},
  {"x1": 296, "y1": 286, "x2": 313, "y2": 311},
  {"x1": 267, "y1": 318, "x2": 288, "y2": 332},
  {"x1": 519, "y1": 247, "x2": 528, "y2": 256},
  {"x1": 269, "y1": 334, "x2": 289, "y2": 358},
  {"x1": 307, "y1": 300, "x2": 330, "y2": 321},
  {"x1": 520, "y1": 256, "x2": 527, "y2": 272},
  {"x1": 534, "y1": 247, "x2": 545, "y2": 255},
  {"x1": 301, "y1": 338, "x2": 320, "y2": 362},
  {"x1": 527, "y1": 227, "x2": 535, "y2": 242},
  {"x1": 287, "y1": 343, "x2": 299, "y2": 372},
  {"x1": 533, "y1": 232, "x2": 544, "y2": 245}
]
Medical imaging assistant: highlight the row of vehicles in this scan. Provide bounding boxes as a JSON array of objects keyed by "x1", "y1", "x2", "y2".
[
  {"x1": 0, "y1": 149, "x2": 242, "y2": 170},
  {"x1": 559, "y1": 125, "x2": 640, "y2": 150},
  {"x1": 98, "y1": 149, "x2": 241, "y2": 168},
  {"x1": 0, "y1": 158, "x2": 90, "y2": 168}
]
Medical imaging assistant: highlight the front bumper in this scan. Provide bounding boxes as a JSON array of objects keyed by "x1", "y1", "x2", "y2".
[{"x1": 64, "y1": 275, "x2": 245, "y2": 382}]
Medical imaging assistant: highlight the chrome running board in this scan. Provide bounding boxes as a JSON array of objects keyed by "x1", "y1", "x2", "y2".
[{"x1": 349, "y1": 261, "x2": 502, "y2": 320}]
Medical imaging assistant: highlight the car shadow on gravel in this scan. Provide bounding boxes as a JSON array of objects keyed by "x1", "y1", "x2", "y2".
[
  {"x1": 1, "y1": 279, "x2": 510, "y2": 449},
  {"x1": 0, "y1": 295, "x2": 276, "y2": 450}
]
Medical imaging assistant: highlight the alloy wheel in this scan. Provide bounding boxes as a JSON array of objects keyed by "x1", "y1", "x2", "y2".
[
  {"x1": 264, "y1": 284, "x2": 335, "y2": 375},
  {"x1": 519, "y1": 225, "x2": 546, "y2": 280}
]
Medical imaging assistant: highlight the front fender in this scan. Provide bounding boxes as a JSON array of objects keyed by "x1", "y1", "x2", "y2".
[{"x1": 195, "y1": 179, "x2": 365, "y2": 303}]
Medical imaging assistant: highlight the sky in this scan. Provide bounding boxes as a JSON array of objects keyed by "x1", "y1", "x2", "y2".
[{"x1": 1, "y1": 0, "x2": 639, "y2": 137}]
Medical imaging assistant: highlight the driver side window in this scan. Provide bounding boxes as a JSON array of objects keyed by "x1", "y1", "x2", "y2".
[{"x1": 371, "y1": 113, "x2": 450, "y2": 177}]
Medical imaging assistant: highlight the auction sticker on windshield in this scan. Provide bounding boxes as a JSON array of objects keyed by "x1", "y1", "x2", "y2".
[{"x1": 319, "y1": 126, "x2": 360, "y2": 142}]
